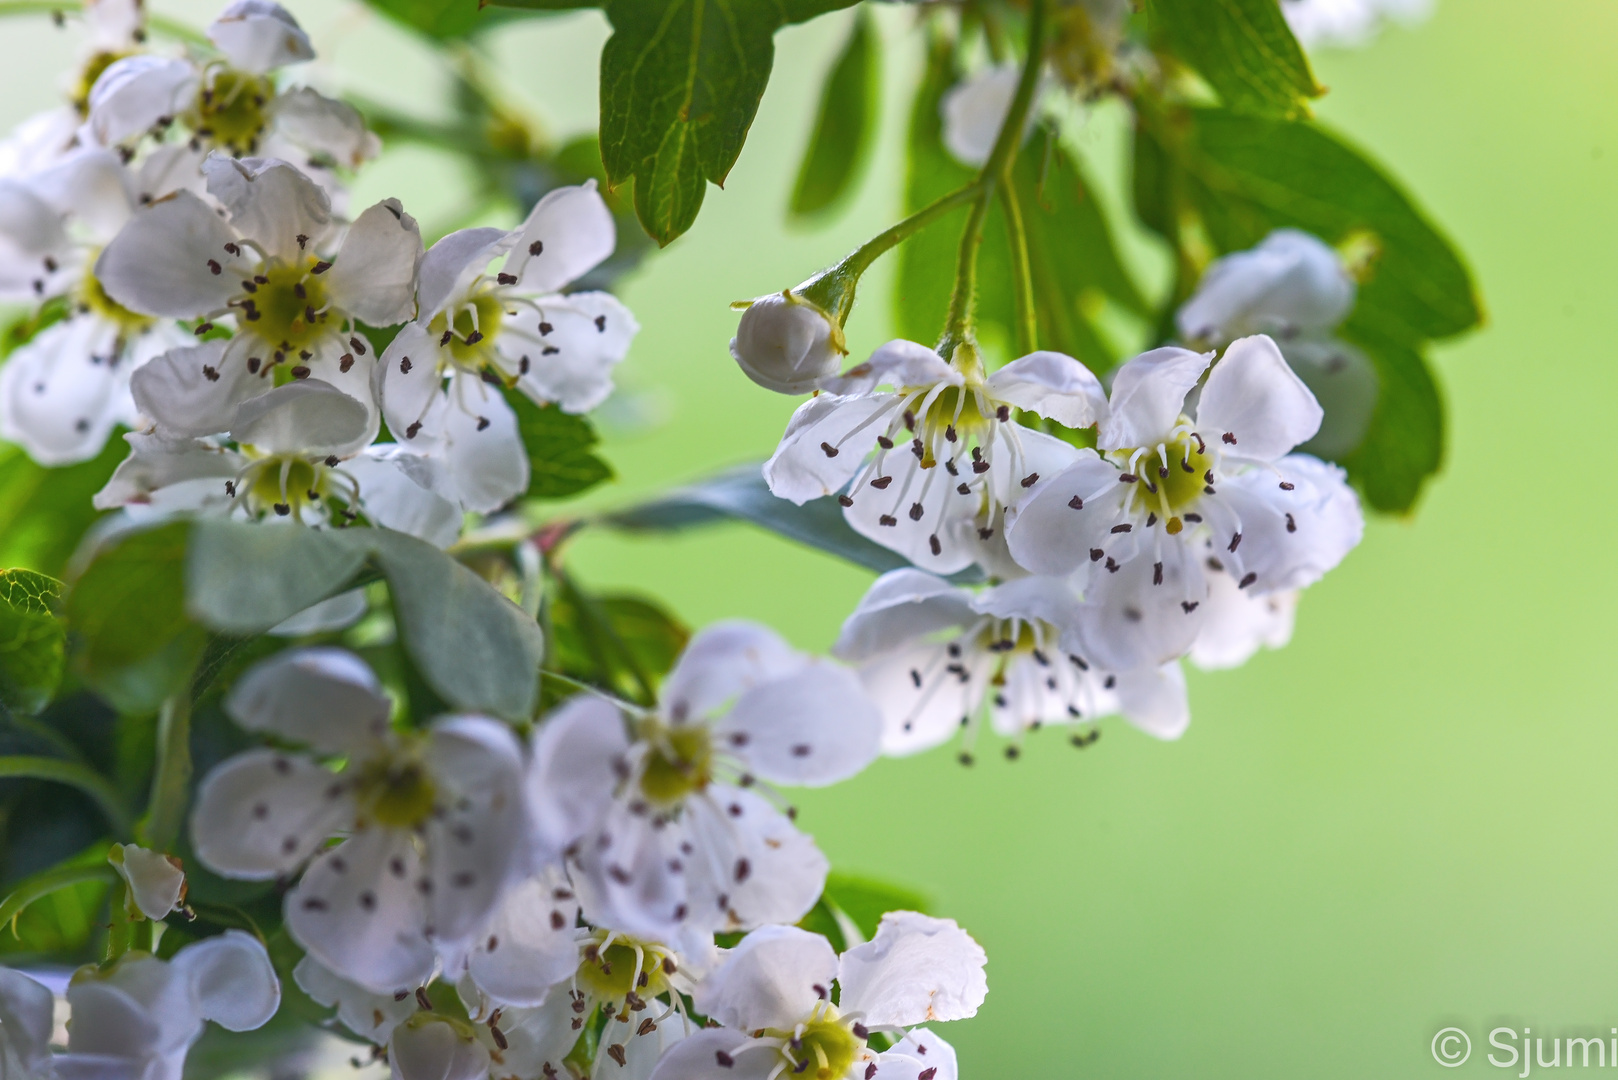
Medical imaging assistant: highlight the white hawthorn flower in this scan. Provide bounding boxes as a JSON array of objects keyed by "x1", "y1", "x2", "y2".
[
  {"x1": 527, "y1": 622, "x2": 881, "y2": 952},
  {"x1": 730, "y1": 290, "x2": 844, "y2": 394},
  {"x1": 834, "y1": 568, "x2": 1190, "y2": 757},
  {"x1": 1006, "y1": 336, "x2": 1363, "y2": 671},
  {"x1": 649, "y1": 914, "x2": 985, "y2": 1080},
  {"x1": 376, "y1": 182, "x2": 638, "y2": 512},
  {"x1": 0, "y1": 967, "x2": 56, "y2": 1080},
  {"x1": 1188, "y1": 564, "x2": 1298, "y2": 671},
  {"x1": 86, "y1": 1, "x2": 379, "y2": 178},
  {"x1": 109, "y1": 842, "x2": 187, "y2": 921},
  {"x1": 54, "y1": 931, "x2": 280, "y2": 1078},
  {"x1": 93, "y1": 380, "x2": 463, "y2": 546},
  {"x1": 0, "y1": 147, "x2": 194, "y2": 464},
  {"x1": 1281, "y1": 0, "x2": 1433, "y2": 48},
  {"x1": 101, "y1": 154, "x2": 421, "y2": 443},
  {"x1": 188, "y1": 648, "x2": 529, "y2": 995},
  {"x1": 765, "y1": 339, "x2": 1105, "y2": 574},
  {"x1": 293, "y1": 954, "x2": 420, "y2": 1045},
  {"x1": 389, "y1": 1014, "x2": 491, "y2": 1080},
  {"x1": 1176, "y1": 229, "x2": 1355, "y2": 347}
]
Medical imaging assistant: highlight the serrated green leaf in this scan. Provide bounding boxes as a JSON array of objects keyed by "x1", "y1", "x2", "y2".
[
  {"x1": 508, "y1": 392, "x2": 614, "y2": 500},
  {"x1": 1145, "y1": 0, "x2": 1320, "y2": 119},
  {"x1": 790, "y1": 7, "x2": 879, "y2": 219},
  {"x1": 0, "y1": 570, "x2": 65, "y2": 716}
]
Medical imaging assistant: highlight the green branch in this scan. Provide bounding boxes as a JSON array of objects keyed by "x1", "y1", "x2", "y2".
[
  {"x1": 998, "y1": 177, "x2": 1037, "y2": 355},
  {"x1": 141, "y1": 694, "x2": 192, "y2": 852},
  {"x1": 0, "y1": 756, "x2": 132, "y2": 838}
]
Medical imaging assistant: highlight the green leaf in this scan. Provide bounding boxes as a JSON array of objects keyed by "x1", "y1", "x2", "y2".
[
  {"x1": 789, "y1": 7, "x2": 879, "y2": 219},
  {"x1": 601, "y1": 464, "x2": 984, "y2": 583},
  {"x1": 1145, "y1": 0, "x2": 1320, "y2": 119},
  {"x1": 0, "y1": 432, "x2": 125, "y2": 579},
  {"x1": 537, "y1": 0, "x2": 860, "y2": 245},
  {"x1": 546, "y1": 588, "x2": 689, "y2": 703},
  {"x1": 0, "y1": 859, "x2": 116, "y2": 937},
  {"x1": 507, "y1": 392, "x2": 614, "y2": 500},
  {"x1": 821, "y1": 872, "x2": 931, "y2": 942},
  {"x1": 357, "y1": 0, "x2": 552, "y2": 40},
  {"x1": 186, "y1": 522, "x2": 370, "y2": 636},
  {"x1": 0, "y1": 757, "x2": 132, "y2": 838},
  {"x1": 1169, "y1": 108, "x2": 1482, "y2": 344},
  {"x1": 0, "y1": 570, "x2": 64, "y2": 716},
  {"x1": 1339, "y1": 322, "x2": 1443, "y2": 513}
]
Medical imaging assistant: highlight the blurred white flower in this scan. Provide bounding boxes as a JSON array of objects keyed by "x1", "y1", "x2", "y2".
[{"x1": 1281, "y1": 0, "x2": 1434, "y2": 48}]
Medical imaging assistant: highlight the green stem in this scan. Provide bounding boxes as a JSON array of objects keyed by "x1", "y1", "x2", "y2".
[
  {"x1": 998, "y1": 175, "x2": 1037, "y2": 355},
  {"x1": 0, "y1": 1, "x2": 208, "y2": 45},
  {"x1": 0, "y1": 756, "x2": 132, "y2": 838},
  {"x1": 0, "y1": 862, "x2": 116, "y2": 937},
  {"x1": 141, "y1": 694, "x2": 192, "y2": 853},
  {"x1": 937, "y1": 0, "x2": 1049, "y2": 360}
]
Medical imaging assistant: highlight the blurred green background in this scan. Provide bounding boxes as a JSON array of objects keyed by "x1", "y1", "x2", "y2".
[{"x1": 2, "y1": 0, "x2": 1609, "y2": 1075}]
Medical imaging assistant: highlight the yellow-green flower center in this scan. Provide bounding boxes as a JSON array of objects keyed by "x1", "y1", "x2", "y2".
[
  {"x1": 187, "y1": 67, "x2": 274, "y2": 154},
  {"x1": 636, "y1": 721, "x2": 713, "y2": 807},
  {"x1": 77, "y1": 261, "x2": 152, "y2": 336},
  {"x1": 72, "y1": 50, "x2": 134, "y2": 115},
  {"x1": 240, "y1": 256, "x2": 333, "y2": 356},
  {"x1": 897, "y1": 383, "x2": 995, "y2": 470},
  {"x1": 427, "y1": 291, "x2": 506, "y2": 374},
  {"x1": 1106, "y1": 425, "x2": 1216, "y2": 533},
  {"x1": 764, "y1": 1012, "x2": 865, "y2": 1080},
  {"x1": 576, "y1": 936, "x2": 676, "y2": 1005},
  {"x1": 234, "y1": 453, "x2": 347, "y2": 522},
  {"x1": 355, "y1": 756, "x2": 436, "y2": 829}
]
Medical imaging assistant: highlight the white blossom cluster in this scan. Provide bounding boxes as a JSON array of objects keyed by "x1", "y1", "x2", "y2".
[{"x1": 732, "y1": 227, "x2": 1367, "y2": 759}]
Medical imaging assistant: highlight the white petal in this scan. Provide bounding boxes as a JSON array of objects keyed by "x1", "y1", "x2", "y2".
[
  {"x1": 501, "y1": 181, "x2": 615, "y2": 294},
  {"x1": 984, "y1": 423, "x2": 1084, "y2": 518},
  {"x1": 25, "y1": 147, "x2": 135, "y2": 239},
  {"x1": 646, "y1": 1028, "x2": 770, "y2": 1080},
  {"x1": 883, "y1": 1029, "x2": 958, "y2": 1080},
  {"x1": 417, "y1": 227, "x2": 512, "y2": 322},
  {"x1": 0, "y1": 180, "x2": 69, "y2": 301},
  {"x1": 440, "y1": 379, "x2": 528, "y2": 513},
  {"x1": 820, "y1": 339, "x2": 958, "y2": 396},
  {"x1": 527, "y1": 695, "x2": 628, "y2": 858},
  {"x1": 1113, "y1": 662, "x2": 1190, "y2": 739},
  {"x1": 597, "y1": 1008, "x2": 691, "y2": 1080},
  {"x1": 837, "y1": 912, "x2": 987, "y2": 1027},
  {"x1": 970, "y1": 573, "x2": 1083, "y2": 631},
  {"x1": 464, "y1": 868, "x2": 580, "y2": 1008},
  {"x1": 225, "y1": 646, "x2": 392, "y2": 753},
  {"x1": 86, "y1": 56, "x2": 197, "y2": 147},
  {"x1": 270, "y1": 88, "x2": 381, "y2": 170},
  {"x1": 1195, "y1": 335, "x2": 1322, "y2": 462},
  {"x1": 940, "y1": 66, "x2": 1021, "y2": 167},
  {"x1": 685, "y1": 787, "x2": 827, "y2": 932},
  {"x1": 231, "y1": 378, "x2": 371, "y2": 456},
  {"x1": 293, "y1": 954, "x2": 416, "y2": 1042},
  {"x1": 1067, "y1": 544, "x2": 1208, "y2": 671},
  {"x1": 390, "y1": 1017, "x2": 491, "y2": 1080},
  {"x1": 1176, "y1": 228, "x2": 1353, "y2": 344},
  {"x1": 347, "y1": 447, "x2": 463, "y2": 549},
  {"x1": 95, "y1": 190, "x2": 236, "y2": 317},
  {"x1": 984, "y1": 351, "x2": 1108, "y2": 429},
  {"x1": 267, "y1": 588, "x2": 369, "y2": 637},
  {"x1": 189, "y1": 748, "x2": 357, "y2": 879},
  {"x1": 831, "y1": 569, "x2": 976, "y2": 663},
  {"x1": 694, "y1": 924, "x2": 837, "y2": 1032},
  {"x1": 83, "y1": 0, "x2": 144, "y2": 52},
  {"x1": 1002, "y1": 452, "x2": 1127, "y2": 577},
  {"x1": 62, "y1": 968, "x2": 174, "y2": 1059},
  {"x1": 92, "y1": 431, "x2": 242, "y2": 511},
  {"x1": 717, "y1": 663, "x2": 881, "y2": 787},
  {"x1": 377, "y1": 323, "x2": 448, "y2": 445},
  {"x1": 663, "y1": 621, "x2": 802, "y2": 723},
  {"x1": 0, "y1": 968, "x2": 56, "y2": 1075},
  {"x1": 858, "y1": 640, "x2": 990, "y2": 757},
  {"x1": 129, "y1": 339, "x2": 253, "y2": 439},
  {"x1": 1214, "y1": 454, "x2": 1362, "y2": 592},
  {"x1": 208, "y1": 1, "x2": 314, "y2": 74},
  {"x1": 286, "y1": 828, "x2": 436, "y2": 996},
  {"x1": 505, "y1": 290, "x2": 637, "y2": 414},
  {"x1": 1189, "y1": 574, "x2": 1297, "y2": 671},
  {"x1": 1096, "y1": 346, "x2": 1212, "y2": 451},
  {"x1": 841, "y1": 446, "x2": 983, "y2": 575},
  {"x1": 0, "y1": 317, "x2": 126, "y2": 465},
  {"x1": 135, "y1": 142, "x2": 209, "y2": 204},
  {"x1": 423, "y1": 716, "x2": 529, "y2": 952},
  {"x1": 572, "y1": 799, "x2": 688, "y2": 941},
  {"x1": 109, "y1": 843, "x2": 184, "y2": 921},
  {"x1": 1279, "y1": 337, "x2": 1378, "y2": 460},
  {"x1": 325, "y1": 198, "x2": 423, "y2": 326},
  {"x1": 762, "y1": 392, "x2": 894, "y2": 505},
  {"x1": 469, "y1": 989, "x2": 581, "y2": 1079},
  {"x1": 203, "y1": 155, "x2": 332, "y2": 261},
  {"x1": 171, "y1": 930, "x2": 280, "y2": 1032}
]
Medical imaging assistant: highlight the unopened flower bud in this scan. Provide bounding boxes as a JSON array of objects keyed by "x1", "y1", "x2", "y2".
[
  {"x1": 730, "y1": 290, "x2": 845, "y2": 394},
  {"x1": 1176, "y1": 229, "x2": 1355, "y2": 346}
]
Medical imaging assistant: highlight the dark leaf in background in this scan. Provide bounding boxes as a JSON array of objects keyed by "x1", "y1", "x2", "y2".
[
  {"x1": 1144, "y1": 0, "x2": 1321, "y2": 119},
  {"x1": 1339, "y1": 322, "x2": 1444, "y2": 514},
  {"x1": 790, "y1": 6, "x2": 880, "y2": 219},
  {"x1": 601, "y1": 463, "x2": 984, "y2": 583},
  {"x1": 186, "y1": 522, "x2": 369, "y2": 636},
  {"x1": 507, "y1": 391, "x2": 615, "y2": 500},
  {"x1": 359, "y1": 0, "x2": 561, "y2": 40},
  {"x1": 799, "y1": 871, "x2": 932, "y2": 950},
  {"x1": 0, "y1": 570, "x2": 64, "y2": 716},
  {"x1": 0, "y1": 434, "x2": 124, "y2": 579},
  {"x1": 546, "y1": 586, "x2": 689, "y2": 703}
]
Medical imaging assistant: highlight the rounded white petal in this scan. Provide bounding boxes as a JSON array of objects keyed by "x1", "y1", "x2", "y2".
[
  {"x1": 857, "y1": 640, "x2": 991, "y2": 757},
  {"x1": 293, "y1": 954, "x2": 416, "y2": 1042},
  {"x1": 1096, "y1": 346, "x2": 1213, "y2": 451},
  {"x1": 325, "y1": 198, "x2": 423, "y2": 327},
  {"x1": 84, "y1": 0, "x2": 145, "y2": 52},
  {"x1": 348, "y1": 446, "x2": 463, "y2": 549},
  {"x1": 663, "y1": 621, "x2": 802, "y2": 722},
  {"x1": 171, "y1": 930, "x2": 280, "y2": 1032},
  {"x1": 646, "y1": 1028, "x2": 771, "y2": 1080},
  {"x1": 940, "y1": 66, "x2": 1022, "y2": 168},
  {"x1": 694, "y1": 924, "x2": 838, "y2": 1032},
  {"x1": 95, "y1": 190, "x2": 237, "y2": 317},
  {"x1": 230, "y1": 379, "x2": 371, "y2": 456},
  {"x1": 572, "y1": 799, "x2": 689, "y2": 940},
  {"x1": 225, "y1": 647, "x2": 393, "y2": 752},
  {"x1": 377, "y1": 322, "x2": 447, "y2": 445},
  {"x1": 270, "y1": 88, "x2": 381, "y2": 170},
  {"x1": 92, "y1": 431, "x2": 243, "y2": 511},
  {"x1": 837, "y1": 912, "x2": 987, "y2": 1027},
  {"x1": 1113, "y1": 662, "x2": 1190, "y2": 739},
  {"x1": 0, "y1": 968, "x2": 56, "y2": 1076},
  {"x1": 970, "y1": 573, "x2": 1083, "y2": 631},
  {"x1": 464, "y1": 868, "x2": 580, "y2": 1007},
  {"x1": 417, "y1": 227, "x2": 512, "y2": 322},
  {"x1": 468, "y1": 989, "x2": 582, "y2": 1079},
  {"x1": 1002, "y1": 452, "x2": 1128, "y2": 577},
  {"x1": 1068, "y1": 543, "x2": 1208, "y2": 670},
  {"x1": 1195, "y1": 334, "x2": 1323, "y2": 462},
  {"x1": 25, "y1": 146, "x2": 135, "y2": 239},
  {"x1": 819, "y1": 339, "x2": 959, "y2": 396},
  {"x1": 208, "y1": 0, "x2": 314, "y2": 74},
  {"x1": 440, "y1": 379, "x2": 528, "y2": 513},
  {"x1": 285, "y1": 829, "x2": 436, "y2": 996},
  {"x1": 527, "y1": 695, "x2": 627, "y2": 857},
  {"x1": 504, "y1": 290, "x2": 637, "y2": 414},
  {"x1": 1214, "y1": 454, "x2": 1363, "y2": 593},
  {"x1": 0, "y1": 317, "x2": 127, "y2": 465},
  {"x1": 501, "y1": 181, "x2": 616, "y2": 294},
  {"x1": 730, "y1": 292, "x2": 842, "y2": 395},
  {"x1": 390, "y1": 1016, "x2": 491, "y2": 1080},
  {"x1": 1176, "y1": 228, "x2": 1354, "y2": 343},
  {"x1": 203, "y1": 155, "x2": 333, "y2": 262},
  {"x1": 984, "y1": 351, "x2": 1108, "y2": 429},
  {"x1": 717, "y1": 662, "x2": 881, "y2": 787},
  {"x1": 63, "y1": 965, "x2": 176, "y2": 1059},
  {"x1": 189, "y1": 748, "x2": 357, "y2": 879},
  {"x1": 841, "y1": 445, "x2": 984, "y2": 576},
  {"x1": 109, "y1": 843, "x2": 185, "y2": 921},
  {"x1": 1189, "y1": 573, "x2": 1297, "y2": 671},
  {"x1": 831, "y1": 569, "x2": 976, "y2": 663},
  {"x1": 884, "y1": 1029, "x2": 958, "y2": 1080},
  {"x1": 129, "y1": 339, "x2": 255, "y2": 440},
  {"x1": 685, "y1": 786, "x2": 828, "y2": 932},
  {"x1": 86, "y1": 56, "x2": 198, "y2": 147},
  {"x1": 762, "y1": 392, "x2": 894, "y2": 505}
]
